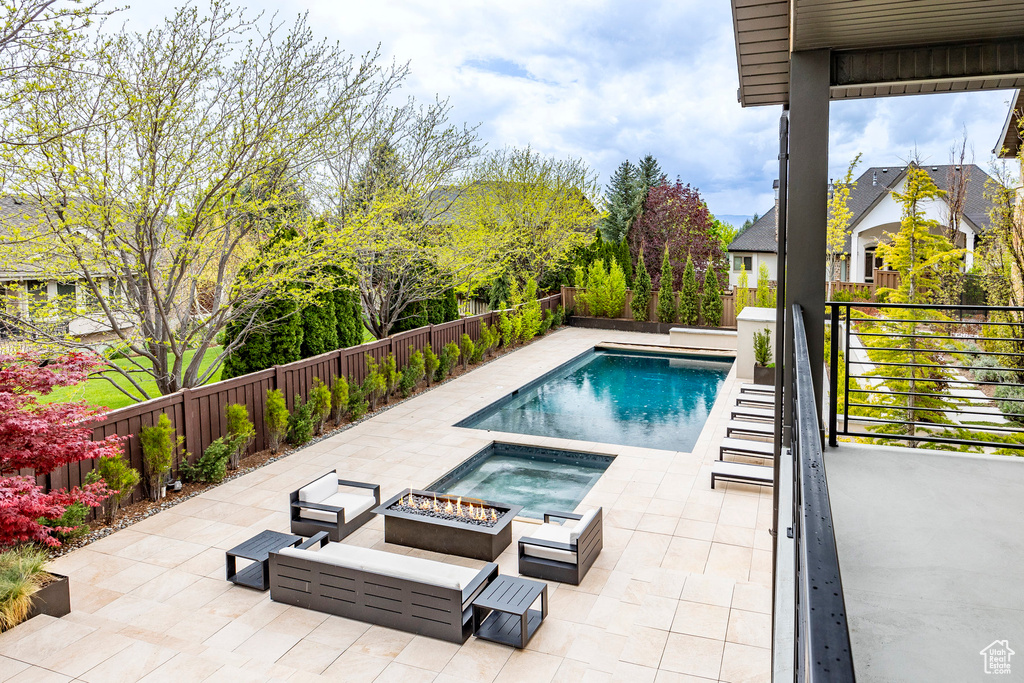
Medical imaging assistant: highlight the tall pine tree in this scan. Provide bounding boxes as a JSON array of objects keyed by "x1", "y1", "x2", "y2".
[
  {"x1": 656, "y1": 247, "x2": 678, "y2": 323},
  {"x1": 599, "y1": 161, "x2": 638, "y2": 244},
  {"x1": 679, "y1": 254, "x2": 700, "y2": 324}
]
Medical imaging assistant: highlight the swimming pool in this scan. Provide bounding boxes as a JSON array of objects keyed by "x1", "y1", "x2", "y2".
[
  {"x1": 458, "y1": 348, "x2": 732, "y2": 451},
  {"x1": 430, "y1": 442, "x2": 613, "y2": 519}
]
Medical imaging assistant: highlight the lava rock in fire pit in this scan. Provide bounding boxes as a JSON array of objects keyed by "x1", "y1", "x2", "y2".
[{"x1": 388, "y1": 493, "x2": 504, "y2": 528}]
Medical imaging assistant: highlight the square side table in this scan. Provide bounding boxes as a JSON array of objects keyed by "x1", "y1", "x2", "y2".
[
  {"x1": 472, "y1": 574, "x2": 547, "y2": 648},
  {"x1": 226, "y1": 529, "x2": 302, "y2": 591}
]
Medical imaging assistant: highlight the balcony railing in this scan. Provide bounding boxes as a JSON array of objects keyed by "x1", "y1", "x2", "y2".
[
  {"x1": 827, "y1": 302, "x2": 1024, "y2": 452},
  {"x1": 790, "y1": 303, "x2": 856, "y2": 682}
]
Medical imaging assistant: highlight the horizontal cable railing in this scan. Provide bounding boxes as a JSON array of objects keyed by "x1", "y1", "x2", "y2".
[
  {"x1": 827, "y1": 301, "x2": 1024, "y2": 452},
  {"x1": 791, "y1": 304, "x2": 856, "y2": 682}
]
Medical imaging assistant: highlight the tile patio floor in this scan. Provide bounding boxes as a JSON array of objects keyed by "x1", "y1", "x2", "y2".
[{"x1": 0, "y1": 327, "x2": 773, "y2": 683}]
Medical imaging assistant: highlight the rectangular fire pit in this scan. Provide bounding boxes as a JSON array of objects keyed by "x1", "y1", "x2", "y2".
[{"x1": 373, "y1": 489, "x2": 522, "y2": 562}]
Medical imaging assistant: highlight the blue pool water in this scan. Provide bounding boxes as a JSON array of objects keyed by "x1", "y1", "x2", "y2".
[
  {"x1": 431, "y1": 443, "x2": 612, "y2": 519},
  {"x1": 460, "y1": 349, "x2": 732, "y2": 452}
]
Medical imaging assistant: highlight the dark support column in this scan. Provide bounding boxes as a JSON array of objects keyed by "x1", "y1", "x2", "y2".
[{"x1": 784, "y1": 50, "x2": 830, "y2": 434}]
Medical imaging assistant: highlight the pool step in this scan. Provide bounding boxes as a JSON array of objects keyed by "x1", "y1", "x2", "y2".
[
  {"x1": 720, "y1": 437, "x2": 774, "y2": 460},
  {"x1": 726, "y1": 420, "x2": 774, "y2": 438},
  {"x1": 736, "y1": 394, "x2": 775, "y2": 408},
  {"x1": 711, "y1": 461, "x2": 773, "y2": 489},
  {"x1": 740, "y1": 384, "x2": 775, "y2": 395},
  {"x1": 730, "y1": 407, "x2": 775, "y2": 422}
]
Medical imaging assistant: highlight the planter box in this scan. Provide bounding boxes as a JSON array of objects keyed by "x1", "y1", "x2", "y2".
[
  {"x1": 374, "y1": 489, "x2": 523, "y2": 562},
  {"x1": 754, "y1": 365, "x2": 776, "y2": 386},
  {"x1": 26, "y1": 573, "x2": 71, "y2": 621}
]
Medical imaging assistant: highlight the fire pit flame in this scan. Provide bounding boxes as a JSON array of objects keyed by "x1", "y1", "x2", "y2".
[{"x1": 389, "y1": 491, "x2": 506, "y2": 528}]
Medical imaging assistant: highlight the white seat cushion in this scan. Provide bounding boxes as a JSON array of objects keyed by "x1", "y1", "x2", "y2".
[
  {"x1": 278, "y1": 543, "x2": 480, "y2": 591},
  {"x1": 299, "y1": 472, "x2": 337, "y2": 503},
  {"x1": 522, "y1": 522, "x2": 577, "y2": 564},
  {"x1": 300, "y1": 491, "x2": 376, "y2": 524},
  {"x1": 570, "y1": 509, "x2": 598, "y2": 541}
]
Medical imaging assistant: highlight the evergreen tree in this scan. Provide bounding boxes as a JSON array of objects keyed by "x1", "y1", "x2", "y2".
[
  {"x1": 679, "y1": 254, "x2": 700, "y2": 324},
  {"x1": 300, "y1": 291, "x2": 339, "y2": 358},
  {"x1": 702, "y1": 266, "x2": 723, "y2": 326},
  {"x1": 221, "y1": 297, "x2": 303, "y2": 379},
  {"x1": 735, "y1": 266, "x2": 750, "y2": 316},
  {"x1": 442, "y1": 288, "x2": 459, "y2": 321},
  {"x1": 755, "y1": 263, "x2": 774, "y2": 307},
  {"x1": 656, "y1": 247, "x2": 678, "y2": 323},
  {"x1": 630, "y1": 245, "x2": 652, "y2": 321},
  {"x1": 634, "y1": 154, "x2": 663, "y2": 196},
  {"x1": 617, "y1": 239, "x2": 633, "y2": 287},
  {"x1": 334, "y1": 288, "x2": 364, "y2": 347},
  {"x1": 599, "y1": 161, "x2": 638, "y2": 244}
]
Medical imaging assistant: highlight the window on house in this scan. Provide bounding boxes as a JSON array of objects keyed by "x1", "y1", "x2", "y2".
[
  {"x1": 57, "y1": 281, "x2": 76, "y2": 299},
  {"x1": 734, "y1": 255, "x2": 752, "y2": 272}
]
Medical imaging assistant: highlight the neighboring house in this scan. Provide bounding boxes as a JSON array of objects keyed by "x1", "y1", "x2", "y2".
[
  {"x1": 728, "y1": 163, "x2": 998, "y2": 286},
  {"x1": 0, "y1": 196, "x2": 129, "y2": 342},
  {"x1": 995, "y1": 88, "x2": 1023, "y2": 161}
]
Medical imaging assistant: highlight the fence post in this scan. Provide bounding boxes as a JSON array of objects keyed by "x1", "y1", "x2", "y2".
[{"x1": 181, "y1": 387, "x2": 197, "y2": 468}]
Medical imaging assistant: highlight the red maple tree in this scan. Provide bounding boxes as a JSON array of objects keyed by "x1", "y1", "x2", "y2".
[
  {"x1": 629, "y1": 180, "x2": 726, "y2": 290},
  {"x1": 1, "y1": 351, "x2": 122, "y2": 547}
]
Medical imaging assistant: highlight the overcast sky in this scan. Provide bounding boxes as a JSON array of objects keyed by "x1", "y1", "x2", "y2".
[{"x1": 121, "y1": 0, "x2": 1018, "y2": 224}]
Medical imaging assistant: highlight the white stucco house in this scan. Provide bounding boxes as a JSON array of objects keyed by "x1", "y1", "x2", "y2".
[{"x1": 728, "y1": 163, "x2": 997, "y2": 287}]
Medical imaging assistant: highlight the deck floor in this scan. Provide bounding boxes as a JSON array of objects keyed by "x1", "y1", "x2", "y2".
[{"x1": 826, "y1": 443, "x2": 1024, "y2": 683}]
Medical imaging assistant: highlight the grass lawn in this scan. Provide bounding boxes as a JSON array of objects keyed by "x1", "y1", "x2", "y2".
[{"x1": 40, "y1": 346, "x2": 224, "y2": 411}]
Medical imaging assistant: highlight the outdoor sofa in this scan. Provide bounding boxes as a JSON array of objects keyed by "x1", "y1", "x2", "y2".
[
  {"x1": 269, "y1": 533, "x2": 499, "y2": 643},
  {"x1": 289, "y1": 471, "x2": 379, "y2": 542},
  {"x1": 517, "y1": 507, "x2": 603, "y2": 585}
]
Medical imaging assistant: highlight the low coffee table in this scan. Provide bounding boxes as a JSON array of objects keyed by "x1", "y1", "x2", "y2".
[
  {"x1": 226, "y1": 530, "x2": 302, "y2": 590},
  {"x1": 472, "y1": 574, "x2": 547, "y2": 648}
]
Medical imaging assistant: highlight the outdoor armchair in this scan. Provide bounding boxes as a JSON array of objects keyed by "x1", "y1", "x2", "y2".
[
  {"x1": 289, "y1": 470, "x2": 379, "y2": 542},
  {"x1": 517, "y1": 507, "x2": 603, "y2": 585}
]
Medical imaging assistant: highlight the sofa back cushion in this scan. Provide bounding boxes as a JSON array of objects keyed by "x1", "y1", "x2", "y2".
[
  {"x1": 299, "y1": 472, "x2": 337, "y2": 503},
  {"x1": 278, "y1": 543, "x2": 481, "y2": 591},
  {"x1": 570, "y1": 508, "x2": 598, "y2": 541}
]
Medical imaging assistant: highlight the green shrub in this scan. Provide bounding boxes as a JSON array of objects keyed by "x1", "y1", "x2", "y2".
[
  {"x1": 631, "y1": 250, "x2": 652, "y2": 321},
  {"x1": 225, "y1": 404, "x2": 254, "y2": 469},
  {"x1": 831, "y1": 290, "x2": 852, "y2": 303},
  {"x1": 181, "y1": 435, "x2": 242, "y2": 483},
  {"x1": 88, "y1": 455, "x2": 140, "y2": 525},
  {"x1": 221, "y1": 297, "x2": 303, "y2": 379},
  {"x1": 139, "y1": 413, "x2": 178, "y2": 501},
  {"x1": 436, "y1": 342, "x2": 459, "y2": 381},
  {"x1": 460, "y1": 333, "x2": 475, "y2": 369},
  {"x1": 287, "y1": 395, "x2": 315, "y2": 446},
  {"x1": 971, "y1": 354, "x2": 1012, "y2": 383},
  {"x1": 348, "y1": 384, "x2": 369, "y2": 421},
  {"x1": 308, "y1": 378, "x2": 332, "y2": 434},
  {"x1": 755, "y1": 263, "x2": 774, "y2": 308},
  {"x1": 701, "y1": 266, "x2": 723, "y2": 327},
  {"x1": 333, "y1": 286, "x2": 364, "y2": 348},
  {"x1": 753, "y1": 328, "x2": 772, "y2": 366},
  {"x1": 678, "y1": 254, "x2": 700, "y2": 325},
  {"x1": 656, "y1": 248, "x2": 677, "y2": 323},
  {"x1": 994, "y1": 384, "x2": 1024, "y2": 425},
  {"x1": 331, "y1": 376, "x2": 349, "y2": 422},
  {"x1": 38, "y1": 501, "x2": 91, "y2": 544},
  {"x1": 363, "y1": 356, "x2": 387, "y2": 410},
  {"x1": 0, "y1": 546, "x2": 50, "y2": 631},
  {"x1": 552, "y1": 305, "x2": 564, "y2": 328},
  {"x1": 399, "y1": 364, "x2": 418, "y2": 397},
  {"x1": 736, "y1": 266, "x2": 750, "y2": 315},
  {"x1": 498, "y1": 306, "x2": 515, "y2": 347},
  {"x1": 265, "y1": 389, "x2": 289, "y2": 453},
  {"x1": 538, "y1": 310, "x2": 552, "y2": 335},
  {"x1": 607, "y1": 260, "x2": 627, "y2": 318},
  {"x1": 424, "y1": 344, "x2": 440, "y2": 386},
  {"x1": 519, "y1": 280, "x2": 542, "y2": 341}
]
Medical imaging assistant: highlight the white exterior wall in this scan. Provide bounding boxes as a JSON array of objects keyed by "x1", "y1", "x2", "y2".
[
  {"x1": 727, "y1": 251, "x2": 778, "y2": 287},
  {"x1": 848, "y1": 175, "x2": 978, "y2": 284}
]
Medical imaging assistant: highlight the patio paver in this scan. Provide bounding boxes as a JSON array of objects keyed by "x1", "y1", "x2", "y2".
[{"x1": 1, "y1": 327, "x2": 771, "y2": 682}]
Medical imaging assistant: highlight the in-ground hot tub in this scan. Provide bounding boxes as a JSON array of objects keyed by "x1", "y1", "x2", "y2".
[{"x1": 428, "y1": 442, "x2": 613, "y2": 520}]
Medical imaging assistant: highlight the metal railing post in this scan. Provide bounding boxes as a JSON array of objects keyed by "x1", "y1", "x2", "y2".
[{"x1": 828, "y1": 304, "x2": 839, "y2": 447}]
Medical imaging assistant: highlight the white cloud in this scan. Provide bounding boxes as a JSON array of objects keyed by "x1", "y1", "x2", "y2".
[{"x1": 117, "y1": 1, "x2": 1016, "y2": 222}]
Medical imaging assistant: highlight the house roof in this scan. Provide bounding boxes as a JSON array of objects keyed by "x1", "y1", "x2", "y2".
[
  {"x1": 731, "y1": 0, "x2": 1024, "y2": 107},
  {"x1": 996, "y1": 89, "x2": 1024, "y2": 159},
  {"x1": 728, "y1": 163, "x2": 996, "y2": 254},
  {"x1": 728, "y1": 208, "x2": 777, "y2": 253}
]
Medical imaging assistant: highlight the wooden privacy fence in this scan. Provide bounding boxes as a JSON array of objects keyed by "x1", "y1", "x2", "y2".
[
  {"x1": 41, "y1": 295, "x2": 562, "y2": 506},
  {"x1": 561, "y1": 286, "x2": 739, "y2": 328}
]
